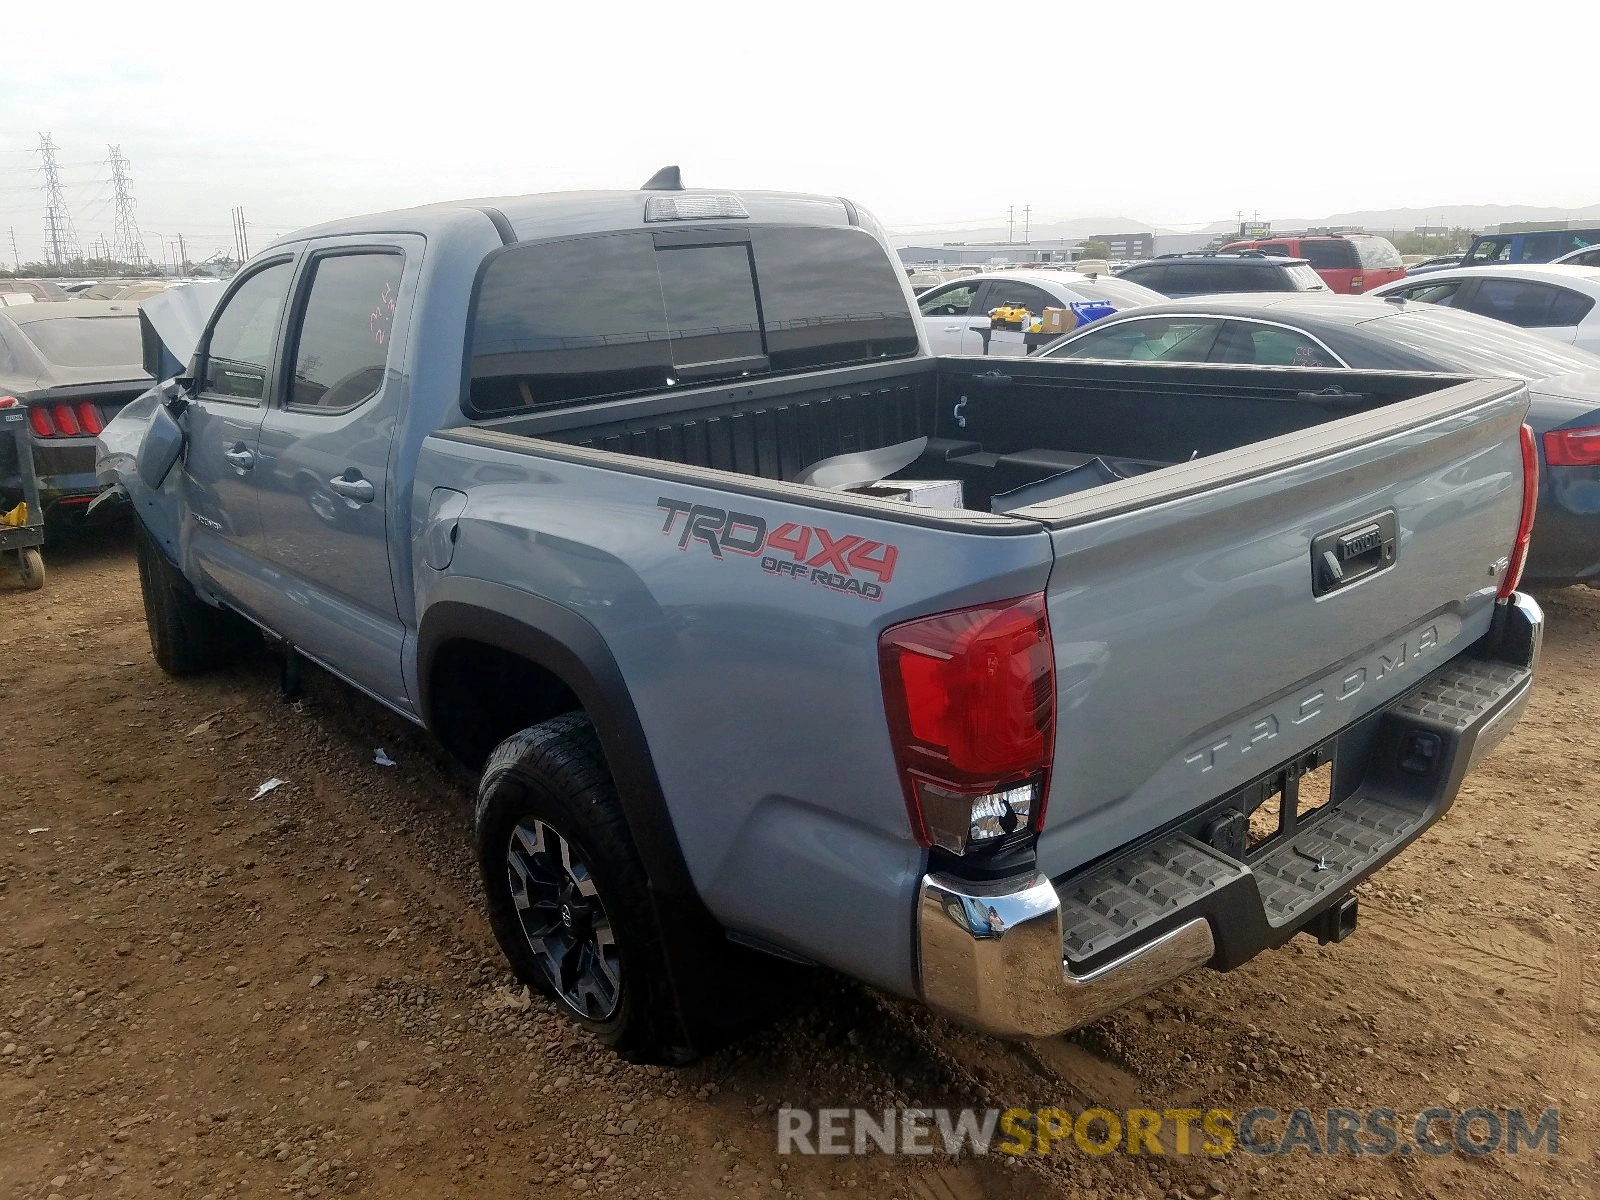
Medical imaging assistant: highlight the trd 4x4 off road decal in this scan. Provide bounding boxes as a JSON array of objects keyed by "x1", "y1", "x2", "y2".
[{"x1": 656, "y1": 497, "x2": 898, "y2": 601}]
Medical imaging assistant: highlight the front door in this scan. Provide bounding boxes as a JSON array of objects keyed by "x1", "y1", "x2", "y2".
[
  {"x1": 251, "y1": 239, "x2": 417, "y2": 709},
  {"x1": 917, "y1": 280, "x2": 984, "y2": 355},
  {"x1": 180, "y1": 256, "x2": 296, "y2": 615}
]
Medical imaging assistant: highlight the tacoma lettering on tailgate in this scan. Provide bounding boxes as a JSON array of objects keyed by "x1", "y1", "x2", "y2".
[{"x1": 1184, "y1": 623, "x2": 1444, "y2": 775}]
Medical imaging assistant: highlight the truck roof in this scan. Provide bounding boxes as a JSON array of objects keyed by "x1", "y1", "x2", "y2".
[{"x1": 270, "y1": 186, "x2": 860, "y2": 248}]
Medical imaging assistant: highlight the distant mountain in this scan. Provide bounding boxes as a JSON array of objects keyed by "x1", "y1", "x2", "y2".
[{"x1": 889, "y1": 202, "x2": 1600, "y2": 246}]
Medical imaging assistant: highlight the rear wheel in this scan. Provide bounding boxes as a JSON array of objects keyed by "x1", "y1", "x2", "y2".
[
  {"x1": 134, "y1": 523, "x2": 258, "y2": 675},
  {"x1": 475, "y1": 712, "x2": 691, "y2": 1063},
  {"x1": 16, "y1": 547, "x2": 44, "y2": 591}
]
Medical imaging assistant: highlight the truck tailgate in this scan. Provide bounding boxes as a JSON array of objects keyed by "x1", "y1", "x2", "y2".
[{"x1": 1031, "y1": 377, "x2": 1530, "y2": 878}]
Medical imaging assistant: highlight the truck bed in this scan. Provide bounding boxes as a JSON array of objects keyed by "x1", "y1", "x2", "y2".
[{"x1": 475, "y1": 356, "x2": 1471, "y2": 515}]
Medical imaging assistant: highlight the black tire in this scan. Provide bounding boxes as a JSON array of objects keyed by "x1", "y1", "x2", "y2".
[
  {"x1": 134, "y1": 523, "x2": 258, "y2": 676},
  {"x1": 475, "y1": 712, "x2": 691, "y2": 1064},
  {"x1": 17, "y1": 547, "x2": 44, "y2": 592}
]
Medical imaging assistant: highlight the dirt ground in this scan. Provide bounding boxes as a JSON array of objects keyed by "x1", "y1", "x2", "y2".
[{"x1": 1, "y1": 527, "x2": 1596, "y2": 1200}]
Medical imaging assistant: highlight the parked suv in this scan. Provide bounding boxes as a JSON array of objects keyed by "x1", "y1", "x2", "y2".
[
  {"x1": 1463, "y1": 228, "x2": 1600, "y2": 268},
  {"x1": 1220, "y1": 235, "x2": 1405, "y2": 294},
  {"x1": 1117, "y1": 252, "x2": 1327, "y2": 298}
]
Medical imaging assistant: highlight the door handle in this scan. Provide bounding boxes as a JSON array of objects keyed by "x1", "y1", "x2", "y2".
[
  {"x1": 223, "y1": 445, "x2": 254, "y2": 471},
  {"x1": 327, "y1": 473, "x2": 375, "y2": 504}
]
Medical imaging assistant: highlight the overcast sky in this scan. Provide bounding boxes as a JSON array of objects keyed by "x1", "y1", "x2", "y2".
[{"x1": 1, "y1": 1, "x2": 1593, "y2": 266}]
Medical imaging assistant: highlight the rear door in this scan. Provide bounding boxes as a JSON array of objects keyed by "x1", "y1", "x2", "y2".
[
  {"x1": 1455, "y1": 277, "x2": 1592, "y2": 345},
  {"x1": 180, "y1": 256, "x2": 296, "y2": 611},
  {"x1": 250, "y1": 237, "x2": 418, "y2": 709},
  {"x1": 968, "y1": 279, "x2": 1058, "y2": 354}
]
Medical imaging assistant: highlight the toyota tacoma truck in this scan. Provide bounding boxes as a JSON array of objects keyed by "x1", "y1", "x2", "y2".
[{"x1": 98, "y1": 171, "x2": 1543, "y2": 1063}]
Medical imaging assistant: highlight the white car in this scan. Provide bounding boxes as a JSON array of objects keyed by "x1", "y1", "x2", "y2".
[
  {"x1": 1371, "y1": 263, "x2": 1600, "y2": 355},
  {"x1": 1553, "y1": 244, "x2": 1600, "y2": 269},
  {"x1": 916, "y1": 268, "x2": 1163, "y2": 356}
]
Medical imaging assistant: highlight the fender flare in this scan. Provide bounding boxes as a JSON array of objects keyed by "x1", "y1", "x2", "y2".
[
  {"x1": 416, "y1": 581, "x2": 789, "y2": 1051},
  {"x1": 416, "y1": 580, "x2": 697, "y2": 908}
]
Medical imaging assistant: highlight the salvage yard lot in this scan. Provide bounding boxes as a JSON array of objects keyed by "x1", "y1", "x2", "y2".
[{"x1": 1, "y1": 529, "x2": 1596, "y2": 1200}]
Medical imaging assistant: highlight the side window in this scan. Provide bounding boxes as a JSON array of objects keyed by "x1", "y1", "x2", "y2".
[
  {"x1": 1301, "y1": 241, "x2": 1359, "y2": 270},
  {"x1": 1515, "y1": 233, "x2": 1561, "y2": 263},
  {"x1": 982, "y1": 281, "x2": 1056, "y2": 315},
  {"x1": 1399, "y1": 280, "x2": 1464, "y2": 306},
  {"x1": 203, "y1": 261, "x2": 294, "y2": 401},
  {"x1": 1459, "y1": 279, "x2": 1589, "y2": 329},
  {"x1": 1256, "y1": 244, "x2": 1293, "y2": 257},
  {"x1": 1241, "y1": 266, "x2": 1288, "y2": 290},
  {"x1": 1467, "y1": 239, "x2": 1511, "y2": 263},
  {"x1": 1049, "y1": 316, "x2": 1223, "y2": 362},
  {"x1": 1212, "y1": 322, "x2": 1338, "y2": 367},
  {"x1": 1117, "y1": 264, "x2": 1167, "y2": 293},
  {"x1": 286, "y1": 252, "x2": 406, "y2": 411},
  {"x1": 918, "y1": 283, "x2": 980, "y2": 317}
]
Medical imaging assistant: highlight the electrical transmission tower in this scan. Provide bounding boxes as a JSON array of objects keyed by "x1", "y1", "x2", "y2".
[
  {"x1": 37, "y1": 132, "x2": 80, "y2": 266},
  {"x1": 107, "y1": 145, "x2": 146, "y2": 267}
]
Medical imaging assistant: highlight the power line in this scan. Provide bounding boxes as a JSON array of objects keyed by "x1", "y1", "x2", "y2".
[
  {"x1": 107, "y1": 144, "x2": 146, "y2": 266},
  {"x1": 37, "y1": 132, "x2": 80, "y2": 266}
]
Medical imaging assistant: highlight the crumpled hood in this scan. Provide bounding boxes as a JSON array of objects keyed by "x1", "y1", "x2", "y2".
[{"x1": 138, "y1": 281, "x2": 224, "y2": 379}]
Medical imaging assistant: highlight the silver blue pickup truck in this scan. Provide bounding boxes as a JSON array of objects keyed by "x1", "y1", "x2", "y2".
[{"x1": 98, "y1": 174, "x2": 1543, "y2": 1063}]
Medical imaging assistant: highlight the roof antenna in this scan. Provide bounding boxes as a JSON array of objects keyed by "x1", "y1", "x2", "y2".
[{"x1": 641, "y1": 165, "x2": 683, "y2": 191}]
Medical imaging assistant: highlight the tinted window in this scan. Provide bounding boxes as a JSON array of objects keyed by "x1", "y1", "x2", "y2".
[
  {"x1": 1047, "y1": 315, "x2": 1223, "y2": 362},
  {"x1": 751, "y1": 227, "x2": 919, "y2": 373},
  {"x1": 1378, "y1": 308, "x2": 1600, "y2": 377},
  {"x1": 1212, "y1": 322, "x2": 1338, "y2": 367},
  {"x1": 1350, "y1": 237, "x2": 1403, "y2": 269},
  {"x1": 1242, "y1": 266, "x2": 1289, "y2": 290},
  {"x1": 656, "y1": 243, "x2": 762, "y2": 372},
  {"x1": 1560, "y1": 247, "x2": 1600, "y2": 267},
  {"x1": 1285, "y1": 264, "x2": 1328, "y2": 291},
  {"x1": 1164, "y1": 264, "x2": 1233, "y2": 294},
  {"x1": 1560, "y1": 230, "x2": 1600, "y2": 257},
  {"x1": 1459, "y1": 279, "x2": 1595, "y2": 329},
  {"x1": 471, "y1": 233, "x2": 673, "y2": 412},
  {"x1": 1255, "y1": 244, "x2": 1293, "y2": 257},
  {"x1": 1301, "y1": 240, "x2": 1359, "y2": 270},
  {"x1": 205, "y1": 262, "x2": 294, "y2": 400},
  {"x1": 286, "y1": 253, "x2": 405, "y2": 411},
  {"x1": 918, "y1": 282, "x2": 980, "y2": 316},
  {"x1": 1467, "y1": 237, "x2": 1511, "y2": 263},
  {"x1": 982, "y1": 281, "x2": 1056, "y2": 315},
  {"x1": 16, "y1": 315, "x2": 144, "y2": 370},
  {"x1": 1117, "y1": 264, "x2": 1167, "y2": 293},
  {"x1": 469, "y1": 227, "x2": 917, "y2": 413},
  {"x1": 1514, "y1": 233, "x2": 1562, "y2": 263},
  {"x1": 1396, "y1": 279, "x2": 1465, "y2": 306}
]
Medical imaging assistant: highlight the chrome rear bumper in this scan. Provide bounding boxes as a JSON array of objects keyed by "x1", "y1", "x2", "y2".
[
  {"x1": 915, "y1": 592, "x2": 1543, "y2": 1041},
  {"x1": 918, "y1": 872, "x2": 1214, "y2": 1039}
]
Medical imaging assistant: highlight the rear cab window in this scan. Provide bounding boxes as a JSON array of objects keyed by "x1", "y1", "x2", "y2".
[
  {"x1": 1300, "y1": 240, "x2": 1360, "y2": 270},
  {"x1": 467, "y1": 226, "x2": 919, "y2": 414}
]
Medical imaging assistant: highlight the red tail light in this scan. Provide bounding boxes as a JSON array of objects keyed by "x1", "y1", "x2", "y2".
[
  {"x1": 1499, "y1": 424, "x2": 1539, "y2": 600},
  {"x1": 50, "y1": 403, "x2": 81, "y2": 436},
  {"x1": 879, "y1": 594, "x2": 1055, "y2": 852},
  {"x1": 74, "y1": 402, "x2": 103, "y2": 436},
  {"x1": 0, "y1": 395, "x2": 17, "y2": 408},
  {"x1": 28, "y1": 406, "x2": 53, "y2": 437},
  {"x1": 1542, "y1": 424, "x2": 1600, "y2": 467},
  {"x1": 1350, "y1": 273, "x2": 1364, "y2": 292}
]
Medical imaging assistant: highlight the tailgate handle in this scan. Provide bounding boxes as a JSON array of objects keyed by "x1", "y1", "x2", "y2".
[{"x1": 1312, "y1": 511, "x2": 1397, "y2": 596}]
